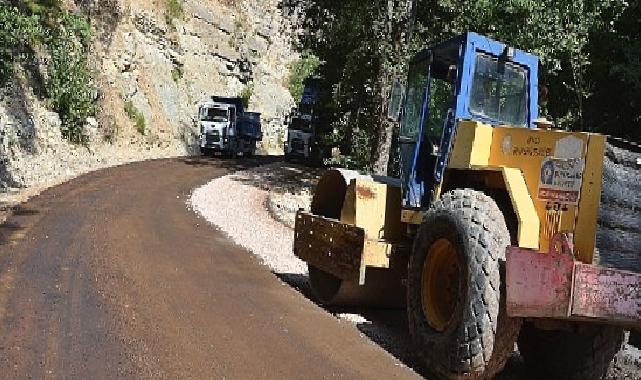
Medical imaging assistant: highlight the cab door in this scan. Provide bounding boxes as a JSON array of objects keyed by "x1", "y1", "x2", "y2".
[{"x1": 400, "y1": 56, "x2": 430, "y2": 208}]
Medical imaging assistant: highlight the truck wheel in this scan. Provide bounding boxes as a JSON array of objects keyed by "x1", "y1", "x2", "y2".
[
  {"x1": 407, "y1": 189, "x2": 520, "y2": 380},
  {"x1": 225, "y1": 147, "x2": 236, "y2": 158},
  {"x1": 629, "y1": 329, "x2": 641, "y2": 349},
  {"x1": 518, "y1": 322, "x2": 624, "y2": 380},
  {"x1": 246, "y1": 142, "x2": 256, "y2": 157}
]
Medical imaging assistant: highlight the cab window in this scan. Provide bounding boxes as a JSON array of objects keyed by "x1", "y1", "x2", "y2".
[
  {"x1": 469, "y1": 53, "x2": 528, "y2": 126},
  {"x1": 401, "y1": 58, "x2": 429, "y2": 140}
]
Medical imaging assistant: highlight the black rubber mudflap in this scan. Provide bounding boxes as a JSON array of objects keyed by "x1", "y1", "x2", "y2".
[{"x1": 595, "y1": 141, "x2": 641, "y2": 272}]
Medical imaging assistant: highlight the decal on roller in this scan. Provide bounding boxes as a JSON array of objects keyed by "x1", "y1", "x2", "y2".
[{"x1": 538, "y1": 157, "x2": 584, "y2": 205}]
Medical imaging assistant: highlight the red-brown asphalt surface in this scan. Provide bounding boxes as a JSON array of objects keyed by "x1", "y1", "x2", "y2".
[{"x1": 0, "y1": 157, "x2": 420, "y2": 380}]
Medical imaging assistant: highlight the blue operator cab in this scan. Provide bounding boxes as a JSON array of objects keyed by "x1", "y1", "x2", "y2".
[{"x1": 399, "y1": 32, "x2": 539, "y2": 209}]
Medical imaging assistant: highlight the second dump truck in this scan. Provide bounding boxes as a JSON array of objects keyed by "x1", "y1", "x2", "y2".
[
  {"x1": 294, "y1": 32, "x2": 641, "y2": 380},
  {"x1": 284, "y1": 77, "x2": 330, "y2": 164}
]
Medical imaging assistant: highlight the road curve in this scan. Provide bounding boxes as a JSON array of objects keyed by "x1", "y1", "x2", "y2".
[{"x1": 0, "y1": 157, "x2": 419, "y2": 380}]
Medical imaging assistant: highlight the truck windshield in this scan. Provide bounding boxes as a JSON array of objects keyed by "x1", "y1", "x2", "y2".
[
  {"x1": 469, "y1": 53, "x2": 528, "y2": 126},
  {"x1": 201, "y1": 107, "x2": 228, "y2": 122},
  {"x1": 290, "y1": 117, "x2": 312, "y2": 132}
]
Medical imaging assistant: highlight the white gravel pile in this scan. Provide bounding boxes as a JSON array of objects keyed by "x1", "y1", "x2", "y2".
[{"x1": 189, "y1": 162, "x2": 308, "y2": 275}]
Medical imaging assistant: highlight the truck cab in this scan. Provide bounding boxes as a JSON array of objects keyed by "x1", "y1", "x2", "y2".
[
  {"x1": 284, "y1": 108, "x2": 314, "y2": 158},
  {"x1": 199, "y1": 96, "x2": 261, "y2": 157},
  {"x1": 199, "y1": 101, "x2": 237, "y2": 155},
  {"x1": 284, "y1": 77, "x2": 328, "y2": 164}
]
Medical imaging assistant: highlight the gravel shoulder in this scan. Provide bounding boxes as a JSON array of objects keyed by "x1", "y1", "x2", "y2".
[
  {"x1": 189, "y1": 159, "x2": 641, "y2": 380},
  {"x1": 189, "y1": 162, "x2": 317, "y2": 275}
]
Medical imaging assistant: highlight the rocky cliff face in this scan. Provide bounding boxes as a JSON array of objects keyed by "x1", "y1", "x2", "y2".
[{"x1": 0, "y1": 0, "x2": 297, "y2": 190}]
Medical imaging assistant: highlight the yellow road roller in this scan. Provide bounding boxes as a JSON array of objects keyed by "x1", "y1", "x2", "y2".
[{"x1": 294, "y1": 32, "x2": 641, "y2": 380}]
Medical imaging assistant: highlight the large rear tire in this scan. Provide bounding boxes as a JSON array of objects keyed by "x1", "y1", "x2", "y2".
[
  {"x1": 518, "y1": 322, "x2": 624, "y2": 380},
  {"x1": 407, "y1": 189, "x2": 521, "y2": 380}
]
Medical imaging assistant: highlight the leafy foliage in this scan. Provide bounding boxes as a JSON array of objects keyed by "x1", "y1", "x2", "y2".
[
  {"x1": 171, "y1": 66, "x2": 183, "y2": 82},
  {"x1": 0, "y1": 6, "x2": 42, "y2": 85},
  {"x1": 0, "y1": 3, "x2": 97, "y2": 144},
  {"x1": 585, "y1": 0, "x2": 641, "y2": 140},
  {"x1": 295, "y1": 0, "x2": 416, "y2": 171},
  {"x1": 240, "y1": 84, "x2": 254, "y2": 108},
  {"x1": 293, "y1": 0, "x2": 640, "y2": 172},
  {"x1": 46, "y1": 13, "x2": 96, "y2": 143},
  {"x1": 287, "y1": 55, "x2": 321, "y2": 103},
  {"x1": 165, "y1": 0, "x2": 183, "y2": 27}
]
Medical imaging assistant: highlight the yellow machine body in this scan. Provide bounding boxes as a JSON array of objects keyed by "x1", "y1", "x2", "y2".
[
  {"x1": 295, "y1": 170, "x2": 406, "y2": 286},
  {"x1": 293, "y1": 34, "x2": 639, "y2": 379},
  {"x1": 295, "y1": 120, "x2": 607, "y2": 290},
  {"x1": 444, "y1": 120, "x2": 606, "y2": 263}
]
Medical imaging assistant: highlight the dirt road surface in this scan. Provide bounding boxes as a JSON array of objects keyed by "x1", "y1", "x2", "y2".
[{"x1": 0, "y1": 157, "x2": 419, "y2": 379}]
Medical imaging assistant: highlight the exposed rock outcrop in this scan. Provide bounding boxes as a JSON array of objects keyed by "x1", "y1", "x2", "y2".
[{"x1": 0, "y1": 0, "x2": 298, "y2": 191}]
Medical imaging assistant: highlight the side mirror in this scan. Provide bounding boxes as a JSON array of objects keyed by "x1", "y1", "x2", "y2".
[{"x1": 387, "y1": 79, "x2": 404, "y2": 122}]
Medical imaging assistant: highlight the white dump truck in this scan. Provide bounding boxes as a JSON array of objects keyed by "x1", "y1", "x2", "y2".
[
  {"x1": 198, "y1": 96, "x2": 262, "y2": 157},
  {"x1": 284, "y1": 77, "x2": 330, "y2": 164},
  {"x1": 284, "y1": 109, "x2": 314, "y2": 159}
]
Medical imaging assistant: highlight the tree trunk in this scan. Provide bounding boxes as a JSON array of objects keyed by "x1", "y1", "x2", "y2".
[
  {"x1": 372, "y1": 122, "x2": 395, "y2": 175},
  {"x1": 372, "y1": 117, "x2": 396, "y2": 175},
  {"x1": 371, "y1": 0, "x2": 415, "y2": 176}
]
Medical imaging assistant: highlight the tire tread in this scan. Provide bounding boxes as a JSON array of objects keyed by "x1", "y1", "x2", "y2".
[{"x1": 407, "y1": 189, "x2": 521, "y2": 380}]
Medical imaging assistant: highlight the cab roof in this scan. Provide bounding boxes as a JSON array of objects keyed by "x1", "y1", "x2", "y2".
[{"x1": 412, "y1": 32, "x2": 540, "y2": 128}]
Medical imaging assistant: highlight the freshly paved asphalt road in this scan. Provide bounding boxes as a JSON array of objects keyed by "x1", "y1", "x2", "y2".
[{"x1": 0, "y1": 157, "x2": 419, "y2": 379}]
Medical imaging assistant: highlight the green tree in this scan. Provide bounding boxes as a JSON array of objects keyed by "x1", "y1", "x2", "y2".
[
  {"x1": 296, "y1": 0, "x2": 416, "y2": 173},
  {"x1": 295, "y1": 0, "x2": 634, "y2": 173},
  {"x1": 585, "y1": 0, "x2": 641, "y2": 141},
  {"x1": 46, "y1": 12, "x2": 96, "y2": 143},
  {"x1": 0, "y1": 6, "x2": 42, "y2": 84},
  {"x1": 287, "y1": 55, "x2": 321, "y2": 103}
]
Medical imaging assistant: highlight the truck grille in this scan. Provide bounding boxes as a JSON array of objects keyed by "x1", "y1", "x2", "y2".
[
  {"x1": 206, "y1": 133, "x2": 220, "y2": 143},
  {"x1": 291, "y1": 138, "x2": 305, "y2": 151}
]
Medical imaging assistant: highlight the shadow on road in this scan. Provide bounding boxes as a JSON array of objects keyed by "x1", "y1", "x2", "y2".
[
  {"x1": 275, "y1": 271, "x2": 535, "y2": 380},
  {"x1": 275, "y1": 272, "x2": 428, "y2": 375},
  {"x1": 179, "y1": 155, "x2": 282, "y2": 170},
  {"x1": 10, "y1": 205, "x2": 40, "y2": 217},
  {"x1": 228, "y1": 161, "x2": 322, "y2": 195},
  {"x1": 0, "y1": 204, "x2": 38, "y2": 246}
]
